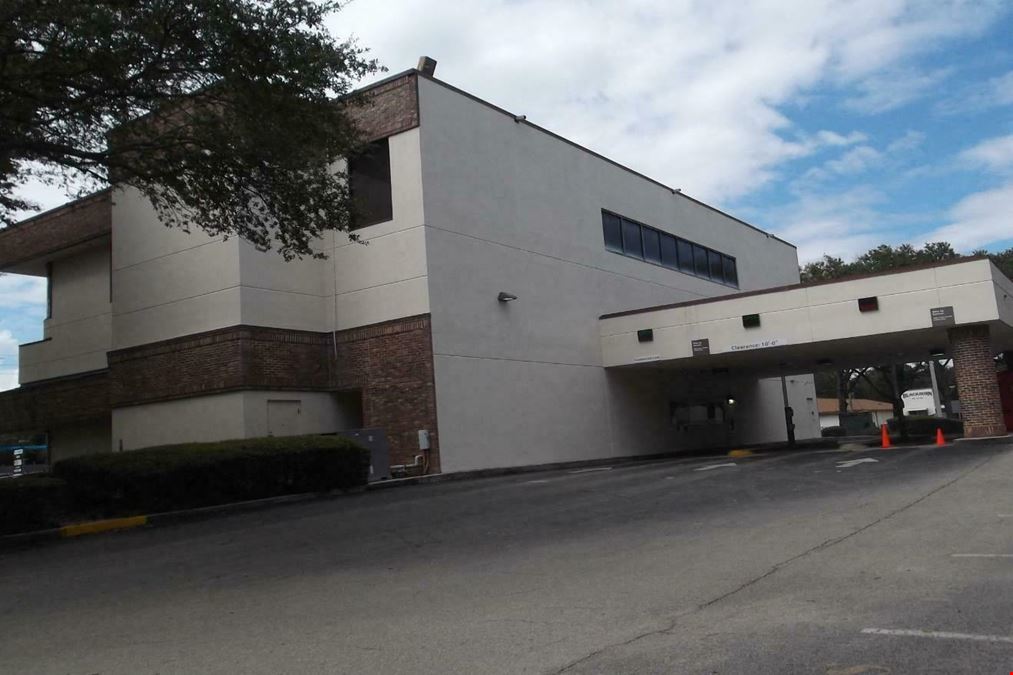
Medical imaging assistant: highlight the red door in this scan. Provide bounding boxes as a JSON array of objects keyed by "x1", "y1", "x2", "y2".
[{"x1": 999, "y1": 371, "x2": 1013, "y2": 432}]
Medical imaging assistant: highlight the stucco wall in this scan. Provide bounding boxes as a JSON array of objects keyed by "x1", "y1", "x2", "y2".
[
  {"x1": 19, "y1": 244, "x2": 112, "y2": 383},
  {"x1": 112, "y1": 390, "x2": 354, "y2": 450},
  {"x1": 417, "y1": 77, "x2": 808, "y2": 472},
  {"x1": 110, "y1": 186, "x2": 242, "y2": 349},
  {"x1": 233, "y1": 127, "x2": 429, "y2": 334}
]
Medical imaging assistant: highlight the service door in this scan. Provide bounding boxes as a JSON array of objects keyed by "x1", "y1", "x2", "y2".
[{"x1": 267, "y1": 400, "x2": 301, "y2": 437}]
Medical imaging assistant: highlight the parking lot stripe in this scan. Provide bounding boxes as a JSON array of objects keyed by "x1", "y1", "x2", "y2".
[
  {"x1": 568, "y1": 467, "x2": 613, "y2": 474},
  {"x1": 694, "y1": 463, "x2": 737, "y2": 472},
  {"x1": 861, "y1": 628, "x2": 1013, "y2": 644},
  {"x1": 950, "y1": 553, "x2": 1013, "y2": 558}
]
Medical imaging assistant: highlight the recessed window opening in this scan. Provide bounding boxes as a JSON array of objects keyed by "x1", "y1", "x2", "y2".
[
  {"x1": 349, "y1": 138, "x2": 393, "y2": 229},
  {"x1": 600, "y1": 210, "x2": 739, "y2": 288}
]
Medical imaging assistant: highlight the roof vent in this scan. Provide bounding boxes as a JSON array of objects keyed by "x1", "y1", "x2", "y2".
[{"x1": 417, "y1": 56, "x2": 437, "y2": 76}]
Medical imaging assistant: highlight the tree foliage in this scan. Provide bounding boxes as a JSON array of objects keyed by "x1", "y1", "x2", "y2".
[
  {"x1": 801, "y1": 242, "x2": 1013, "y2": 283},
  {"x1": 1, "y1": 0, "x2": 381, "y2": 258}
]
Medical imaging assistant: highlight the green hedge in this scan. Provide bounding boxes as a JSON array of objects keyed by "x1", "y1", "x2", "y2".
[
  {"x1": 887, "y1": 416, "x2": 964, "y2": 436},
  {"x1": 53, "y1": 435, "x2": 370, "y2": 516},
  {"x1": 0, "y1": 476, "x2": 69, "y2": 535}
]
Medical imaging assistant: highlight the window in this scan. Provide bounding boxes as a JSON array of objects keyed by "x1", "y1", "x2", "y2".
[
  {"x1": 45, "y1": 262, "x2": 53, "y2": 319},
  {"x1": 603, "y1": 212, "x2": 623, "y2": 252},
  {"x1": 642, "y1": 228, "x2": 661, "y2": 264},
  {"x1": 676, "y1": 239, "x2": 694, "y2": 273},
  {"x1": 621, "y1": 218, "x2": 643, "y2": 258},
  {"x1": 722, "y1": 255, "x2": 738, "y2": 286},
  {"x1": 660, "y1": 234, "x2": 678, "y2": 269},
  {"x1": 600, "y1": 210, "x2": 739, "y2": 287},
  {"x1": 708, "y1": 249, "x2": 724, "y2": 282},
  {"x1": 348, "y1": 138, "x2": 393, "y2": 228},
  {"x1": 693, "y1": 244, "x2": 709, "y2": 277}
]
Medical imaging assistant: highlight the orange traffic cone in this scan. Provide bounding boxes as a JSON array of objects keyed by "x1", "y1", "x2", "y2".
[
  {"x1": 936, "y1": 428, "x2": 945, "y2": 446},
  {"x1": 881, "y1": 424, "x2": 891, "y2": 449}
]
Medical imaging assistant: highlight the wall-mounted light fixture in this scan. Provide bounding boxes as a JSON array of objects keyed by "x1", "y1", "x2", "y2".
[
  {"x1": 637, "y1": 329, "x2": 654, "y2": 343},
  {"x1": 497, "y1": 292, "x2": 518, "y2": 302},
  {"x1": 858, "y1": 296, "x2": 879, "y2": 312},
  {"x1": 726, "y1": 395, "x2": 737, "y2": 406},
  {"x1": 816, "y1": 358, "x2": 834, "y2": 366},
  {"x1": 742, "y1": 313, "x2": 761, "y2": 329},
  {"x1": 929, "y1": 347, "x2": 946, "y2": 357}
]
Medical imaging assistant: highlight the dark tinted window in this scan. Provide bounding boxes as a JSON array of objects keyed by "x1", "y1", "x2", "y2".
[
  {"x1": 693, "y1": 245, "x2": 709, "y2": 276},
  {"x1": 642, "y1": 228, "x2": 661, "y2": 263},
  {"x1": 622, "y1": 219, "x2": 643, "y2": 258},
  {"x1": 677, "y1": 239, "x2": 694, "y2": 273},
  {"x1": 602, "y1": 212, "x2": 623, "y2": 251},
  {"x1": 660, "y1": 234, "x2": 678, "y2": 268},
  {"x1": 722, "y1": 255, "x2": 738, "y2": 286},
  {"x1": 708, "y1": 249, "x2": 724, "y2": 281},
  {"x1": 349, "y1": 138, "x2": 392, "y2": 228}
]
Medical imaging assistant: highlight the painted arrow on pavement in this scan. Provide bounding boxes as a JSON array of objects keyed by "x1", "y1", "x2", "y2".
[
  {"x1": 694, "y1": 463, "x2": 737, "y2": 472},
  {"x1": 836, "y1": 458, "x2": 879, "y2": 469}
]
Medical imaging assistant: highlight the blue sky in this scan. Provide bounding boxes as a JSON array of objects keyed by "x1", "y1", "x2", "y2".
[{"x1": 2, "y1": 0, "x2": 1012, "y2": 389}]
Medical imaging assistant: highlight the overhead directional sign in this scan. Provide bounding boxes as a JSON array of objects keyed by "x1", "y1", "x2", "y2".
[{"x1": 836, "y1": 458, "x2": 879, "y2": 469}]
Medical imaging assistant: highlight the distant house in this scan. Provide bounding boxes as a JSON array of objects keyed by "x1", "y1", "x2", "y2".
[{"x1": 817, "y1": 398, "x2": 893, "y2": 430}]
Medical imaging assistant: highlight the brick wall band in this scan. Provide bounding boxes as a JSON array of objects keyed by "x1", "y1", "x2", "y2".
[
  {"x1": 344, "y1": 72, "x2": 420, "y2": 143},
  {"x1": 0, "y1": 371, "x2": 110, "y2": 434},
  {"x1": 108, "y1": 315, "x2": 439, "y2": 470},
  {"x1": 949, "y1": 324, "x2": 1007, "y2": 438},
  {"x1": 0, "y1": 190, "x2": 112, "y2": 270}
]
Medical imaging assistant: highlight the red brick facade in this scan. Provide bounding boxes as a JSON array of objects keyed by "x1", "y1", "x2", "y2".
[
  {"x1": 344, "y1": 72, "x2": 420, "y2": 143},
  {"x1": 0, "y1": 190, "x2": 111, "y2": 270},
  {"x1": 949, "y1": 325, "x2": 1007, "y2": 438},
  {"x1": 108, "y1": 326, "x2": 332, "y2": 406},
  {"x1": 0, "y1": 371, "x2": 109, "y2": 434},
  {"x1": 104, "y1": 316, "x2": 439, "y2": 470},
  {"x1": 330, "y1": 315, "x2": 440, "y2": 472}
]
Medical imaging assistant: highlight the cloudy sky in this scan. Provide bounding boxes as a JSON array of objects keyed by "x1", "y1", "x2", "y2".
[{"x1": 2, "y1": 0, "x2": 1012, "y2": 389}]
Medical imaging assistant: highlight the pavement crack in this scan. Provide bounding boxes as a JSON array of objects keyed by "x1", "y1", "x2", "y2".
[{"x1": 551, "y1": 450, "x2": 998, "y2": 674}]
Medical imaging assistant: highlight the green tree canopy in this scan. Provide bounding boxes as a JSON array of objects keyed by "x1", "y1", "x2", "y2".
[
  {"x1": 1, "y1": 0, "x2": 380, "y2": 259},
  {"x1": 801, "y1": 242, "x2": 1012, "y2": 283}
]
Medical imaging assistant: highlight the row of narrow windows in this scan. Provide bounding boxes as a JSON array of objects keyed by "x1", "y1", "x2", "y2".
[{"x1": 602, "y1": 210, "x2": 739, "y2": 288}]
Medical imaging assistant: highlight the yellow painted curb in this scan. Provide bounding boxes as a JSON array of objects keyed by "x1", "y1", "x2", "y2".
[
  {"x1": 60, "y1": 515, "x2": 148, "y2": 538},
  {"x1": 728, "y1": 449, "x2": 754, "y2": 458}
]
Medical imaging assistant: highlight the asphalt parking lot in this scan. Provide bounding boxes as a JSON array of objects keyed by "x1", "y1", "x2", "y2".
[{"x1": 2, "y1": 441, "x2": 1013, "y2": 674}]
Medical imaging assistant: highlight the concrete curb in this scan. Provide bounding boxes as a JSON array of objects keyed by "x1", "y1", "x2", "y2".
[{"x1": 0, "y1": 488, "x2": 366, "y2": 550}]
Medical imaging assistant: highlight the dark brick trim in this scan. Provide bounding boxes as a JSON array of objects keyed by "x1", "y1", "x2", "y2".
[
  {"x1": 0, "y1": 371, "x2": 110, "y2": 434},
  {"x1": 0, "y1": 190, "x2": 111, "y2": 270},
  {"x1": 344, "y1": 71, "x2": 419, "y2": 143},
  {"x1": 106, "y1": 316, "x2": 441, "y2": 470},
  {"x1": 949, "y1": 324, "x2": 1007, "y2": 438}
]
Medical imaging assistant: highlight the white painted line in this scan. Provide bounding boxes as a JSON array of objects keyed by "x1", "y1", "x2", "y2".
[
  {"x1": 568, "y1": 467, "x2": 613, "y2": 474},
  {"x1": 951, "y1": 553, "x2": 1013, "y2": 558},
  {"x1": 524, "y1": 479, "x2": 551, "y2": 484},
  {"x1": 861, "y1": 628, "x2": 1013, "y2": 644},
  {"x1": 996, "y1": 514, "x2": 1013, "y2": 518},
  {"x1": 694, "y1": 463, "x2": 737, "y2": 472},
  {"x1": 836, "y1": 458, "x2": 879, "y2": 469}
]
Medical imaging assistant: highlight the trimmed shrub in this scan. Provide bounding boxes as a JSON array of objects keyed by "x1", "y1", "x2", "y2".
[
  {"x1": 887, "y1": 416, "x2": 964, "y2": 436},
  {"x1": 0, "y1": 476, "x2": 69, "y2": 535},
  {"x1": 821, "y1": 426, "x2": 846, "y2": 437},
  {"x1": 53, "y1": 435, "x2": 370, "y2": 516}
]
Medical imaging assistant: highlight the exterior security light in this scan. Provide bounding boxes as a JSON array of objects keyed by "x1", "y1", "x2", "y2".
[
  {"x1": 742, "y1": 313, "x2": 761, "y2": 329},
  {"x1": 637, "y1": 329, "x2": 654, "y2": 343},
  {"x1": 858, "y1": 296, "x2": 879, "y2": 312},
  {"x1": 726, "y1": 395, "x2": 737, "y2": 406},
  {"x1": 497, "y1": 292, "x2": 518, "y2": 302},
  {"x1": 929, "y1": 347, "x2": 946, "y2": 357},
  {"x1": 817, "y1": 358, "x2": 833, "y2": 366}
]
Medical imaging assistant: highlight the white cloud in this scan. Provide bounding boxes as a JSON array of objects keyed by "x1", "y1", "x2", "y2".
[
  {"x1": 334, "y1": 0, "x2": 1004, "y2": 203},
  {"x1": 921, "y1": 182, "x2": 1013, "y2": 251},
  {"x1": 887, "y1": 130, "x2": 926, "y2": 154},
  {"x1": 0, "y1": 274, "x2": 47, "y2": 309},
  {"x1": 960, "y1": 134, "x2": 1013, "y2": 173},
  {"x1": 826, "y1": 146, "x2": 883, "y2": 174},
  {"x1": 844, "y1": 67, "x2": 952, "y2": 114},
  {"x1": 0, "y1": 330, "x2": 18, "y2": 392},
  {"x1": 936, "y1": 69, "x2": 1013, "y2": 115}
]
